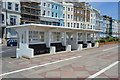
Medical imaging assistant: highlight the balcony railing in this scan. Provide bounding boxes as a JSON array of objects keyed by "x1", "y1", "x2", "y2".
[
  {"x1": 21, "y1": 10, "x2": 40, "y2": 16},
  {"x1": 21, "y1": 3, "x2": 40, "y2": 10},
  {"x1": 21, "y1": 17, "x2": 39, "y2": 21}
]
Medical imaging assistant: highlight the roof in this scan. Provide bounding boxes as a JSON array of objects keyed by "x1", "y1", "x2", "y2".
[{"x1": 6, "y1": 23, "x2": 102, "y2": 32}]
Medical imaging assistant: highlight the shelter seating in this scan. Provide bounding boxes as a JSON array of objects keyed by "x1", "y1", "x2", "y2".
[
  {"x1": 29, "y1": 44, "x2": 50, "y2": 55},
  {"x1": 78, "y1": 41, "x2": 87, "y2": 48},
  {"x1": 50, "y1": 43, "x2": 65, "y2": 52},
  {"x1": 91, "y1": 43, "x2": 95, "y2": 47},
  {"x1": 87, "y1": 41, "x2": 91, "y2": 43},
  {"x1": 87, "y1": 41, "x2": 95, "y2": 47}
]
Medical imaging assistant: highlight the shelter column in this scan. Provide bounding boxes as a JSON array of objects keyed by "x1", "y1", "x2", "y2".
[
  {"x1": 61, "y1": 31, "x2": 66, "y2": 46},
  {"x1": 92, "y1": 32, "x2": 95, "y2": 42},
  {"x1": 83, "y1": 32, "x2": 87, "y2": 43},
  {"x1": 73, "y1": 32, "x2": 78, "y2": 44},
  {"x1": 46, "y1": 31, "x2": 51, "y2": 47},
  {"x1": 26, "y1": 29, "x2": 29, "y2": 47}
]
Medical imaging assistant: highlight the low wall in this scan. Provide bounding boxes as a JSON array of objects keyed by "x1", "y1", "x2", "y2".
[{"x1": 16, "y1": 43, "x2": 34, "y2": 58}]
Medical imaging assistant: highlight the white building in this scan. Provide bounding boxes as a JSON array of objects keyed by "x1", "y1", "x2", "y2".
[
  {"x1": 63, "y1": 2, "x2": 75, "y2": 28},
  {"x1": 91, "y1": 8, "x2": 103, "y2": 40},
  {"x1": 40, "y1": 0, "x2": 64, "y2": 26},
  {"x1": 112, "y1": 20, "x2": 118, "y2": 38},
  {"x1": 1, "y1": 0, "x2": 21, "y2": 39}
]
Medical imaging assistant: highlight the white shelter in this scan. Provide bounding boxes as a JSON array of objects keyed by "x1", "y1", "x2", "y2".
[{"x1": 7, "y1": 24, "x2": 101, "y2": 58}]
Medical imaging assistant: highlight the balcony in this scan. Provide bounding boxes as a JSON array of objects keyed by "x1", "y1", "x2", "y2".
[
  {"x1": 21, "y1": 10, "x2": 40, "y2": 16},
  {"x1": 21, "y1": 17, "x2": 40, "y2": 22},
  {"x1": 21, "y1": 2, "x2": 40, "y2": 10}
]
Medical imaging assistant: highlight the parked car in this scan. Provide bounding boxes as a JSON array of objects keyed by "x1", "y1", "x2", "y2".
[{"x1": 7, "y1": 39, "x2": 17, "y2": 46}]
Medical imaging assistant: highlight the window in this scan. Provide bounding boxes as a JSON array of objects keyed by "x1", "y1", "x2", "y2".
[
  {"x1": 48, "y1": 4, "x2": 50, "y2": 7},
  {"x1": 39, "y1": 32, "x2": 45, "y2": 42},
  {"x1": 68, "y1": 8, "x2": 70, "y2": 11},
  {"x1": 43, "y1": 3, "x2": 46, "y2": 6},
  {"x1": 91, "y1": 14, "x2": 92, "y2": 17},
  {"x1": 81, "y1": 11, "x2": 83, "y2": 14},
  {"x1": 10, "y1": 15, "x2": 17, "y2": 25},
  {"x1": 63, "y1": 14, "x2": 65, "y2": 18},
  {"x1": 71, "y1": 15, "x2": 73, "y2": 19},
  {"x1": 71, "y1": 8, "x2": 73, "y2": 11},
  {"x1": 43, "y1": 10, "x2": 45, "y2": 15},
  {"x1": 52, "y1": 5, "x2": 54, "y2": 8},
  {"x1": 15, "y1": 4, "x2": 19, "y2": 11},
  {"x1": 81, "y1": 18, "x2": 83, "y2": 21},
  {"x1": 77, "y1": 17, "x2": 79, "y2": 21},
  {"x1": 56, "y1": 6, "x2": 57, "y2": 9},
  {"x1": 81, "y1": 23, "x2": 82, "y2": 28},
  {"x1": 71, "y1": 23, "x2": 72, "y2": 27},
  {"x1": 63, "y1": 7, "x2": 65, "y2": 10},
  {"x1": 2, "y1": 14, "x2": 4, "y2": 23},
  {"x1": 67, "y1": 22, "x2": 70, "y2": 27},
  {"x1": 88, "y1": 24, "x2": 89, "y2": 29},
  {"x1": 63, "y1": 22, "x2": 64, "y2": 26},
  {"x1": 29, "y1": 31, "x2": 45, "y2": 43},
  {"x1": 90, "y1": 25, "x2": 92, "y2": 29},
  {"x1": 52, "y1": 12, "x2": 54, "y2": 17},
  {"x1": 68, "y1": 14, "x2": 70, "y2": 19},
  {"x1": 52, "y1": 32, "x2": 61, "y2": 42},
  {"x1": 79, "y1": 17, "x2": 83, "y2": 21},
  {"x1": 55, "y1": 13, "x2": 58, "y2": 17},
  {"x1": 48, "y1": 11, "x2": 50, "y2": 16},
  {"x1": 77, "y1": 23, "x2": 79, "y2": 28},
  {"x1": 74, "y1": 23, "x2": 76, "y2": 28},
  {"x1": 8, "y1": 2, "x2": 12, "y2": 10},
  {"x1": 79, "y1": 17, "x2": 81, "y2": 21}
]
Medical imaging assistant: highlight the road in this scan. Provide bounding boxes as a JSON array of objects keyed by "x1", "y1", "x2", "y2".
[{"x1": 0, "y1": 44, "x2": 119, "y2": 79}]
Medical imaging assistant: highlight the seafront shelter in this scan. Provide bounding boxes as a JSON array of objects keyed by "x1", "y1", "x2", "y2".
[{"x1": 7, "y1": 24, "x2": 101, "y2": 58}]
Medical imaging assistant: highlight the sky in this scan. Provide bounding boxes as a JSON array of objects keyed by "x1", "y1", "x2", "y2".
[{"x1": 89, "y1": 2, "x2": 118, "y2": 20}]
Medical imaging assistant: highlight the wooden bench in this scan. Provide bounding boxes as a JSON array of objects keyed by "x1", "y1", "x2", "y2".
[
  {"x1": 29, "y1": 44, "x2": 50, "y2": 55},
  {"x1": 87, "y1": 41, "x2": 95, "y2": 47},
  {"x1": 78, "y1": 41, "x2": 87, "y2": 48},
  {"x1": 91, "y1": 43, "x2": 95, "y2": 47},
  {"x1": 87, "y1": 41, "x2": 91, "y2": 43},
  {"x1": 50, "y1": 43, "x2": 65, "y2": 52}
]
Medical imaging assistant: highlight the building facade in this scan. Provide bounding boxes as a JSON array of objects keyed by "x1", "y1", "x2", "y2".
[
  {"x1": 63, "y1": 2, "x2": 75, "y2": 27},
  {"x1": 1, "y1": 0, "x2": 21, "y2": 39},
  {"x1": 112, "y1": 19, "x2": 118, "y2": 38},
  {"x1": 101, "y1": 15, "x2": 113, "y2": 38},
  {"x1": 20, "y1": 2, "x2": 41, "y2": 24},
  {"x1": 40, "y1": 0, "x2": 64, "y2": 26}
]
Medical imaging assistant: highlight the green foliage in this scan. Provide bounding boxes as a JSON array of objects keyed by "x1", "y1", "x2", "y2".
[
  {"x1": 97, "y1": 39, "x2": 105, "y2": 42},
  {"x1": 98, "y1": 36, "x2": 119, "y2": 43}
]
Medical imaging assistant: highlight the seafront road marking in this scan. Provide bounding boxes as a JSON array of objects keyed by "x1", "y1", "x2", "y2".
[
  {"x1": 102, "y1": 46, "x2": 119, "y2": 52},
  {"x1": 0, "y1": 45, "x2": 118, "y2": 77},
  {"x1": 88, "y1": 61, "x2": 119, "y2": 78},
  {"x1": 0, "y1": 56, "x2": 82, "y2": 76}
]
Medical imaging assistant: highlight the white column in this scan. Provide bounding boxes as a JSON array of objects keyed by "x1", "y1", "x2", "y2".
[
  {"x1": 66, "y1": 45, "x2": 71, "y2": 52},
  {"x1": 62, "y1": 31, "x2": 66, "y2": 46},
  {"x1": 72, "y1": 32, "x2": 78, "y2": 49},
  {"x1": 26, "y1": 29, "x2": 29, "y2": 48},
  {"x1": 91, "y1": 33, "x2": 94, "y2": 43},
  {"x1": 73, "y1": 32, "x2": 78, "y2": 44},
  {"x1": 50, "y1": 46, "x2": 56, "y2": 54},
  {"x1": 77, "y1": 44, "x2": 83, "y2": 50},
  {"x1": 46, "y1": 31, "x2": 51, "y2": 47},
  {"x1": 83, "y1": 32, "x2": 87, "y2": 43},
  {"x1": 19, "y1": 31, "x2": 22, "y2": 48}
]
